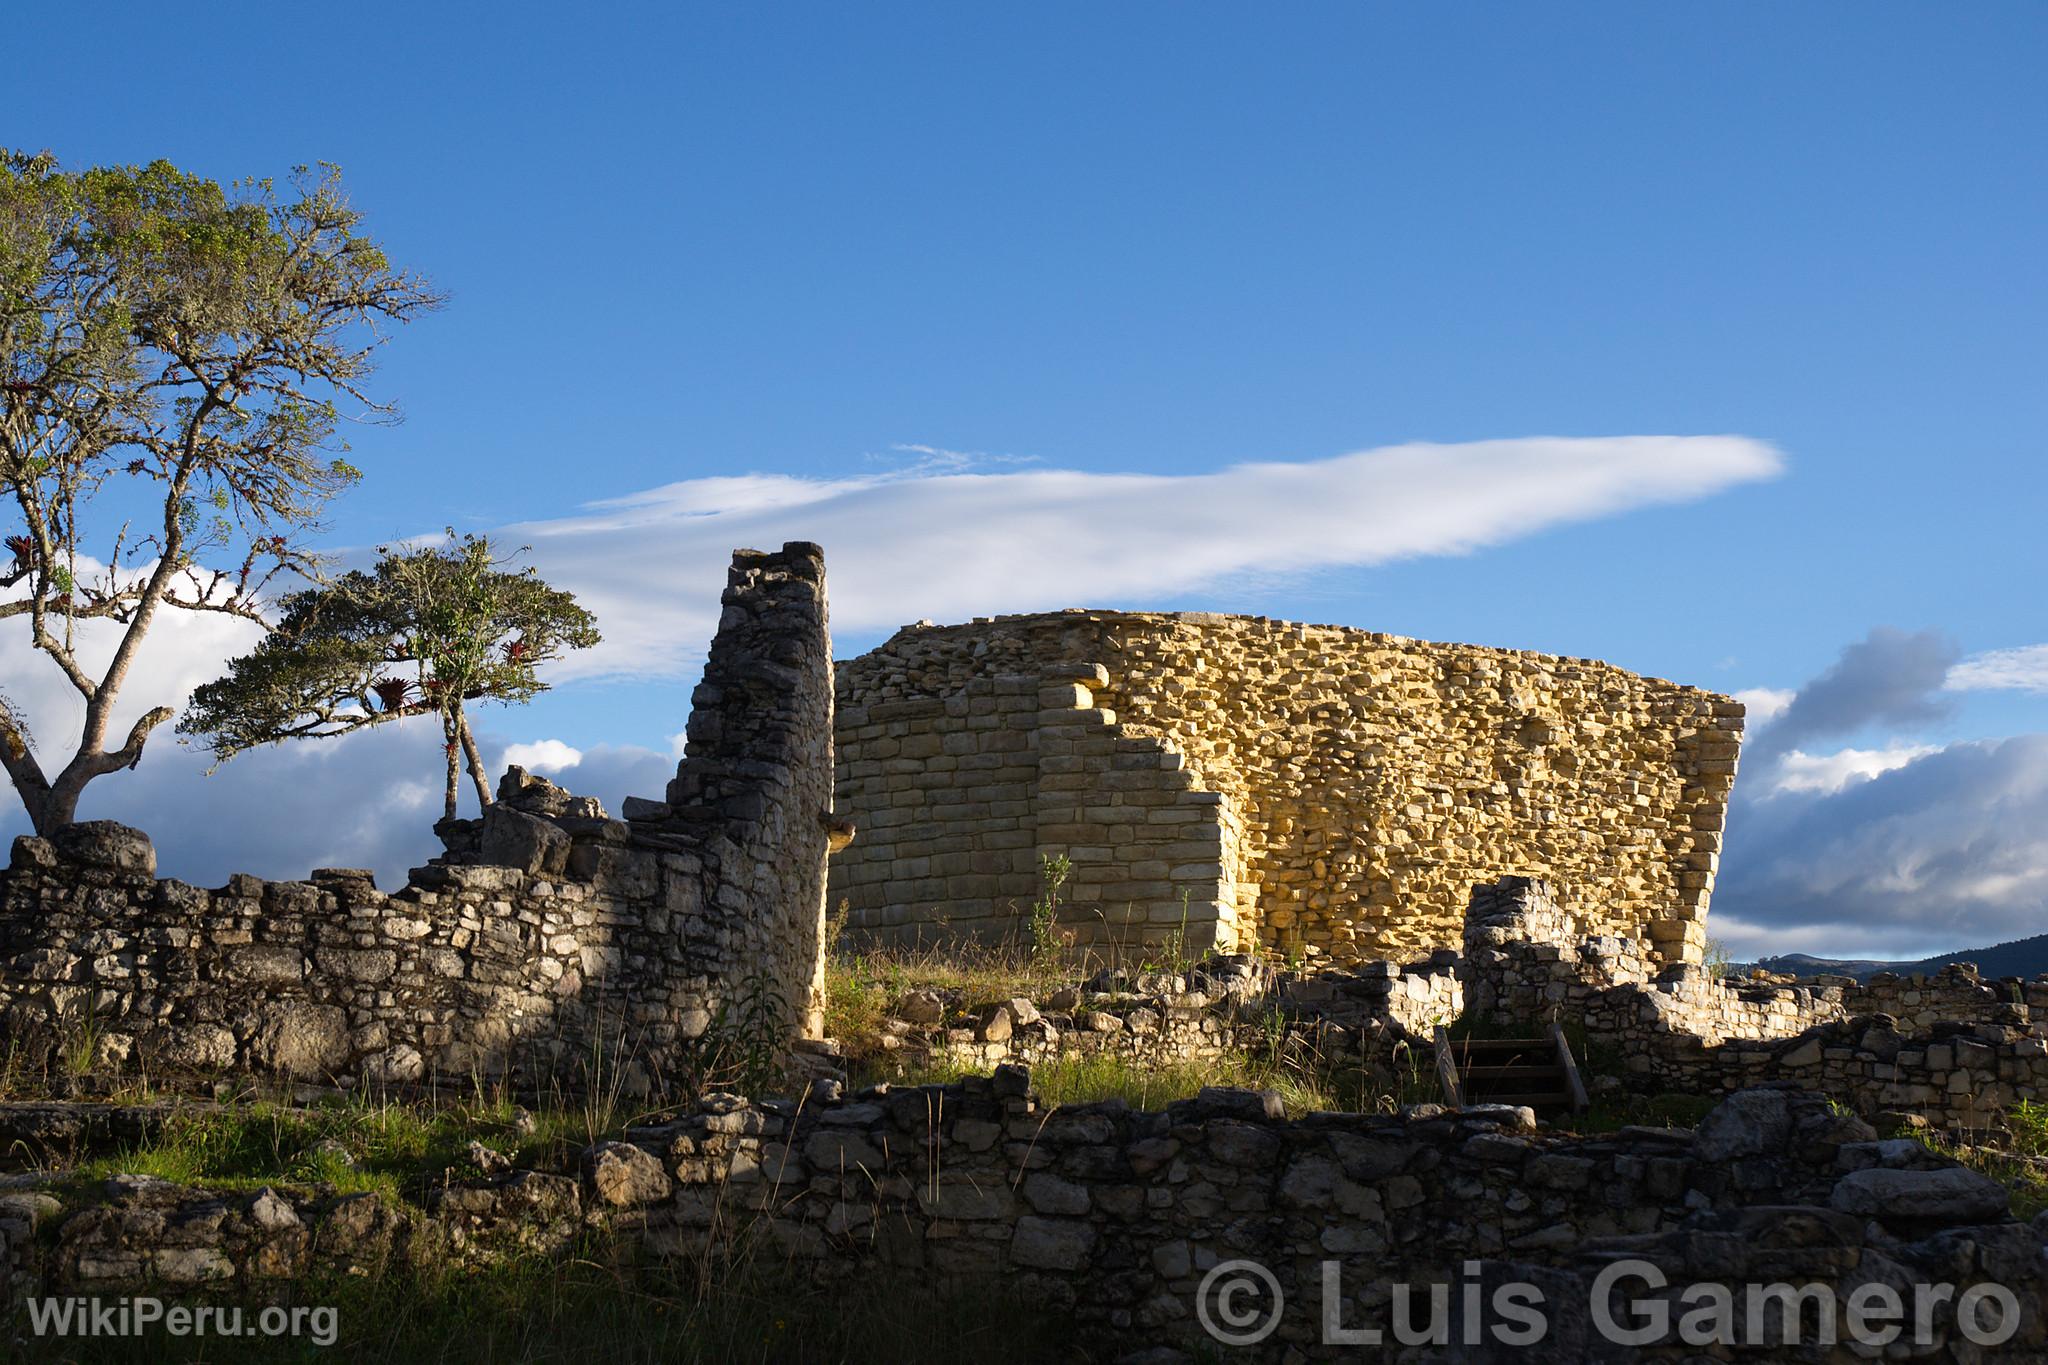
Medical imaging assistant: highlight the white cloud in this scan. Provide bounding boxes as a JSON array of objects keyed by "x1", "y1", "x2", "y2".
[
  {"x1": 501, "y1": 739, "x2": 585, "y2": 773},
  {"x1": 1765, "y1": 743, "x2": 1939, "y2": 796},
  {"x1": 1704, "y1": 913, "x2": 1961, "y2": 965},
  {"x1": 1719, "y1": 733, "x2": 2048, "y2": 957},
  {"x1": 509, "y1": 434, "x2": 1784, "y2": 680},
  {"x1": 2, "y1": 432, "x2": 1780, "y2": 890},
  {"x1": 1713, "y1": 629, "x2": 2048, "y2": 959},
  {"x1": 1949, "y1": 644, "x2": 2048, "y2": 694},
  {"x1": 1733, "y1": 687, "x2": 1796, "y2": 726},
  {"x1": 489, "y1": 740, "x2": 674, "y2": 819},
  {"x1": 0, "y1": 556, "x2": 267, "y2": 759}
]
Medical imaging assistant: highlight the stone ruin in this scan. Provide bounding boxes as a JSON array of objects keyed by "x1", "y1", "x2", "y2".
[
  {"x1": 0, "y1": 556, "x2": 1754, "y2": 1099},
  {"x1": 0, "y1": 542, "x2": 837, "y2": 1097},
  {"x1": 5, "y1": 1074, "x2": 2045, "y2": 1361},
  {"x1": 6, "y1": 548, "x2": 2048, "y2": 1358},
  {"x1": 2, "y1": 551, "x2": 2044, "y2": 1136},
  {"x1": 831, "y1": 610, "x2": 1742, "y2": 970}
]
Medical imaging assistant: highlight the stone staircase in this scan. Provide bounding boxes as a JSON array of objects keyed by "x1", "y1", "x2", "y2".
[{"x1": 1435, "y1": 1025, "x2": 1589, "y2": 1114}]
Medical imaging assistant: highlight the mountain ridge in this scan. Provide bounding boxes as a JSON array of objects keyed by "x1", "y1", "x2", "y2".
[{"x1": 1756, "y1": 930, "x2": 2048, "y2": 982}]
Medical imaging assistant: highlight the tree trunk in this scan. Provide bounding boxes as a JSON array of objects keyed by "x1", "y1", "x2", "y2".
[
  {"x1": 1, "y1": 716, "x2": 61, "y2": 836},
  {"x1": 11, "y1": 784, "x2": 67, "y2": 838},
  {"x1": 4, "y1": 704, "x2": 174, "y2": 837},
  {"x1": 458, "y1": 712, "x2": 493, "y2": 810},
  {"x1": 29, "y1": 785, "x2": 78, "y2": 836},
  {"x1": 441, "y1": 713, "x2": 460, "y2": 821}
]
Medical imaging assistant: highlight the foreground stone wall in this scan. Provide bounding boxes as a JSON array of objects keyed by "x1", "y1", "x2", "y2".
[
  {"x1": 0, "y1": 543, "x2": 839, "y2": 1095},
  {"x1": 10, "y1": 1084, "x2": 2042, "y2": 1362},
  {"x1": 833, "y1": 611, "x2": 1741, "y2": 968}
]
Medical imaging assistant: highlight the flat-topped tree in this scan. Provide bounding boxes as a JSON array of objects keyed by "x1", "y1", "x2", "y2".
[
  {"x1": 0, "y1": 151, "x2": 439, "y2": 834},
  {"x1": 180, "y1": 533, "x2": 600, "y2": 820}
]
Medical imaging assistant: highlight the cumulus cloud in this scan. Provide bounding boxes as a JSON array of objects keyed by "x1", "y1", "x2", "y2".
[
  {"x1": 509, "y1": 434, "x2": 1784, "y2": 679},
  {"x1": 1949, "y1": 644, "x2": 2048, "y2": 695},
  {"x1": 497, "y1": 740, "x2": 674, "y2": 819},
  {"x1": 0, "y1": 718, "x2": 680, "y2": 890},
  {"x1": 1761, "y1": 744, "x2": 1940, "y2": 796},
  {"x1": 1745, "y1": 627, "x2": 1960, "y2": 761},
  {"x1": 500, "y1": 739, "x2": 585, "y2": 773},
  {"x1": 1715, "y1": 628, "x2": 2048, "y2": 959},
  {"x1": 1732, "y1": 687, "x2": 1796, "y2": 727},
  {"x1": 0, "y1": 720, "x2": 449, "y2": 888},
  {"x1": 1718, "y1": 734, "x2": 2048, "y2": 959}
]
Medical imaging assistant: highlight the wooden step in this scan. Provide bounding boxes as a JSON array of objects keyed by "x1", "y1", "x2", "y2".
[
  {"x1": 1460, "y1": 1064, "x2": 1561, "y2": 1082},
  {"x1": 1450, "y1": 1042, "x2": 1550, "y2": 1063},
  {"x1": 1434, "y1": 1023, "x2": 1590, "y2": 1115}
]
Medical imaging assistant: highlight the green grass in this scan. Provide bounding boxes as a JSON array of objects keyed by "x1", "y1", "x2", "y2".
[
  {"x1": 879, "y1": 1036, "x2": 1433, "y2": 1116},
  {"x1": 1914, "y1": 1098, "x2": 2048, "y2": 1220},
  {"x1": 44, "y1": 1094, "x2": 608, "y2": 1201},
  {"x1": 821, "y1": 944, "x2": 1072, "y2": 1057},
  {"x1": 6, "y1": 1245, "x2": 1070, "y2": 1365},
  {"x1": 1556, "y1": 1090, "x2": 1718, "y2": 1134},
  {"x1": 822, "y1": 922, "x2": 1443, "y2": 1115},
  {"x1": 820, "y1": 893, "x2": 1244, "y2": 1063}
]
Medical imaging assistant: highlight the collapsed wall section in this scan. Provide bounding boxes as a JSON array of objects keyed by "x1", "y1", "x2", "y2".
[
  {"x1": 0, "y1": 542, "x2": 839, "y2": 1093},
  {"x1": 1462, "y1": 876, "x2": 2048, "y2": 1128},
  {"x1": 832, "y1": 610, "x2": 1742, "y2": 967}
]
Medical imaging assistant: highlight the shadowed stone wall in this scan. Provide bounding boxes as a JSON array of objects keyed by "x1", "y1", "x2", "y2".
[
  {"x1": 16, "y1": 1084, "x2": 2042, "y2": 1363},
  {"x1": 0, "y1": 543, "x2": 839, "y2": 1096}
]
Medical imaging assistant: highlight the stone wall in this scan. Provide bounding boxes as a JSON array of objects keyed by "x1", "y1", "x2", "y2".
[
  {"x1": 1464, "y1": 876, "x2": 2048, "y2": 1129},
  {"x1": 0, "y1": 543, "x2": 840, "y2": 1096},
  {"x1": 12, "y1": 1083, "x2": 2044, "y2": 1362},
  {"x1": 832, "y1": 611, "x2": 1741, "y2": 969},
  {"x1": 852, "y1": 953, "x2": 1463, "y2": 1081}
]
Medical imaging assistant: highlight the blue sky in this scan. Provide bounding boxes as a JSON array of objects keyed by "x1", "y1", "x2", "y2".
[{"x1": 6, "y1": 3, "x2": 2046, "y2": 959}]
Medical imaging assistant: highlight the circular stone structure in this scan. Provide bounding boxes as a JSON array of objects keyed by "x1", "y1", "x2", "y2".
[{"x1": 830, "y1": 609, "x2": 1743, "y2": 968}]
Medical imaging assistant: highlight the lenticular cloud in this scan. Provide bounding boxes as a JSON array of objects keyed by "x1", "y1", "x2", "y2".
[{"x1": 504, "y1": 434, "x2": 1784, "y2": 679}]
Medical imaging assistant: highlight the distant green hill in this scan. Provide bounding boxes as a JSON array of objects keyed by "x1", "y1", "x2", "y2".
[{"x1": 1757, "y1": 931, "x2": 2048, "y2": 982}]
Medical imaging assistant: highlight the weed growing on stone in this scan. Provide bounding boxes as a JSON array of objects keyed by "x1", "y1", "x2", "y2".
[
  {"x1": 1913, "y1": 1099, "x2": 2048, "y2": 1219},
  {"x1": 1027, "y1": 853, "x2": 1070, "y2": 967},
  {"x1": 878, "y1": 1037, "x2": 1398, "y2": 1115},
  {"x1": 671, "y1": 971, "x2": 794, "y2": 1099},
  {"x1": 821, "y1": 946, "x2": 1069, "y2": 1058}
]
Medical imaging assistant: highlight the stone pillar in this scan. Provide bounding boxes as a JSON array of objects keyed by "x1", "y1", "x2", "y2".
[{"x1": 667, "y1": 542, "x2": 836, "y2": 1034}]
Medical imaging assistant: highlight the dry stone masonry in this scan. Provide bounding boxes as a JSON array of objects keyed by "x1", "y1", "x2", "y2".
[
  {"x1": 832, "y1": 610, "x2": 1741, "y2": 969},
  {"x1": 853, "y1": 953, "x2": 1464, "y2": 1084},
  {"x1": 1467, "y1": 875, "x2": 2048, "y2": 1130},
  {"x1": 9, "y1": 560, "x2": 2048, "y2": 1359},
  {"x1": 6, "y1": 1083, "x2": 2044, "y2": 1363},
  {"x1": 0, "y1": 544, "x2": 839, "y2": 1097}
]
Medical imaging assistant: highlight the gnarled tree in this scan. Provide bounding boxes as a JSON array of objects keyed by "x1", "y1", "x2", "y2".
[
  {"x1": 179, "y1": 533, "x2": 600, "y2": 820},
  {"x1": 0, "y1": 151, "x2": 439, "y2": 834}
]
